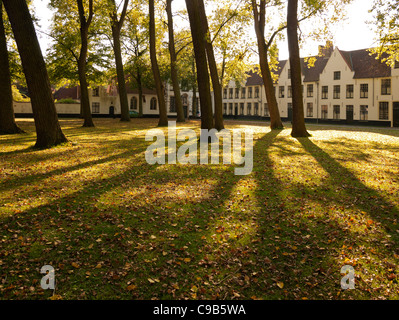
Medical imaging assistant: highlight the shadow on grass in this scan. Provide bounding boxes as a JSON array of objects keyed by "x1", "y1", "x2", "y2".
[{"x1": 298, "y1": 137, "x2": 399, "y2": 242}]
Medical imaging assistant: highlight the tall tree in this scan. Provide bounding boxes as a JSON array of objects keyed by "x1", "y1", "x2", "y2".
[
  {"x1": 251, "y1": 0, "x2": 283, "y2": 129},
  {"x1": 287, "y1": 0, "x2": 309, "y2": 137},
  {"x1": 371, "y1": 0, "x2": 399, "y2": 66},
  {"x1": 3, "y1": 0, "x2": 67, "y2": 148},
  {"x1": 76, "y1": 0, "x2": 95, "y2": 127},
  {"x1": 0, "y1": 1, "x2": 23, "y2": 134},
  {"x1": 197, "y1": 0, "x2": 224, "y2": 130},
  {"x1": 149, "y1": 0, "x2": 168, "y2": 126},
  {"x1": 124, "y1": 19, "x2": 151, "y2": 117},
  {"x1": 46, "y1": 0, "x2": 110, "y2": 99},
  {"x1": 166, "y1": 0, "x2": 185, "y2": 123},
  {"x1": 109, "y1": 0, "x2": 130, "y2": 121},
  {"x1": 185, "y1": 0, "x2": 214, "y2": 130}
]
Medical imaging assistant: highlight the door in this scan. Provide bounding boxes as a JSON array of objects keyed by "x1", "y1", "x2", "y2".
[
  {"x1": 346, "y1": 105, "x2": 354, "y2": 123},
  {"x1": 287, "y1": 103, "x2": 293, "y2": 122},
  {"x1": 109, "y1": 106, "x2": 115, "y2": 118},
  {"x1": 394, "y1": 102, "x2": 399, "y2": 127}
]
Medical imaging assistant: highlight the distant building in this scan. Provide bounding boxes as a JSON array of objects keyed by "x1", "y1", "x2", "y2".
[
  {"x1": 14, "y1": 82, "x2": 200, "y2": 119},
  {"x1": 223, "y1": 43, "x2": 399, "y2": 127}
]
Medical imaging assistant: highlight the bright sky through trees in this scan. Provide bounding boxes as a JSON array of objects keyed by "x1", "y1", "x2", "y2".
[{"x1": 33, "y1": 0, "x2": 377, "y2": 60}]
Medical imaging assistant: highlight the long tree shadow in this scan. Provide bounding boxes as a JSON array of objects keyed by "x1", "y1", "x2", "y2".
[
  {"x1": 297, "y1": 137, "x2": 399, "y2": 242},
  {"x1": 0, "y1": 133, "x2": 252, "y2": 299}
]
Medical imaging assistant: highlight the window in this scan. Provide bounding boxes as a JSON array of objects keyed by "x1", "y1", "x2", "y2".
[
  {"x1": 255, "y1": 87, "x2": 259, "y2": 98},
  {"x1": 240, "y1": 103, "x2": 244, "y2": 115},
  {"x1": 322, "y1": 86, "x2": 328, "y2": 99},
  {"x1": 241, "y1": 88, "x2": 246, "y2": 99},
  {"x1": 360, "y1": 105, "x2": 368, "y2": 121},
  {"x1": 307, "y1": 84, "x2": 314, "y2": 98},
  {"x1": 288, "y1": 86, "x2": 292, "y2": 98},
  {"x1": 381, "y1": 79, "x2": 391, "y2": 95},
  {"x1": 360, "y1": 84, "x2": 368, "y2": 98},
  {"x1": 229, "y1": 103, "x2": 233, "y2": 115},
  {"x1": 321, "y1": 105, "x2": 328, "y2": 119},
  {"x1": 235, "y1": 88, "x2": 240, "y2": 99},
  {"x1": 333, "y1": 105, "x2": 340, "y2": 120},
  {"x1": 130, "y1": 97, "x2": 138, "y2": 110},
  {"x1": 234, "y1": 103, "x2": 238, "y2": 115},
  {"x1": 264, "y1": 103, "x2": 269, "y2": 117},
  {"x1": 333, "y1": 85, "x2": 340, "y2": 99},
  {"x1": 229, "y1": 88, "x2": 233, "y2": 99},
  {"x1": 279, "y1": 86, "x2": 285, "y2": 98},
  {"x1": 395, "y1": 61, "x2": 399, "y2": 69},
  {"x1": 223, "y1": 88, "x2": 227, "y2": 99},
  {"x1": 307, "y1": 103, "x2": 313, "y2": 117},
  {"x1": 254, "y1": 102, "x2": 259, "y2": 116},
  {"x1": 150, "y1": 97, "x2": 157, "y2": 110},
  {"x1": 248, "y1": 87, "x2": 253, "y2": 98},
  {"x1": 379, "y1": 102, "x2": 389, "y2": 120},
  {"x1": 92, "y1": 87, "x2": 100, "y2": 97},
  {"x1": 223, "y1": 103, "x2": 227, "y2": 115},
  {"x1": 247, "y1": 103, "x2": 252, "y2": 115},
  {"x1": 92, "y1": 102, "x2": 100, "y2": 113},
  {"x1": 169, "y1": 96, "x2": 176, "y2": 112},
  {"x1": 334, "y1": 71, "x2": 341, "y2": 80},
  {"x1": 346, "y1": 85, "x2": 354, "y2": 99}
]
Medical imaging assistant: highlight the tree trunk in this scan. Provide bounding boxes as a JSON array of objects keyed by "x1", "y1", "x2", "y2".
[
  {"x1": 110, "y1": 0, "x2": 130, "y2": 122},
  {"x1": 166, "y1": 0, "x2": 185, "y2": 123},
  {"x1": 287, "y1": 0, "x2": 310, "y2": 137},
  {"x1": 135, "y1": 66, "x2": 144, "y2": 117},
  {"x1": 192, "y1": 83, "x2": 197, "y2": 118},
  {"x1": 197, "y1": 0, "x2": 224, "y2": 130},
  {"x1": 3, "y1": 0, "x2": 67, "y2": 148},
  {"x1": 252, "y1": 0, "x2": 283, "y2": 130},
  {"x1": 77, "y1": 0, "x2": 94, "y2": 127},
  {"x1": 0, "y1": 1, "x2": 23, "y2": 135},
  {"x1": 185, "y1": 0, "x2": 214, "y2": 130},
  {"x1": 112, "y1": 25, "x2": 130, "y2": 121},
  {"x1": 78, "y1": 59, "x2": 94, "y2": 127},
  {"x1": 149, "y1": 0, "x2": 168, "y2": 127}
]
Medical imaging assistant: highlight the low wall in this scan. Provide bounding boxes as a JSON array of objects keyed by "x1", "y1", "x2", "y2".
[{"x1": 13, "y1": 102, "x2": 81, "y2": 115}]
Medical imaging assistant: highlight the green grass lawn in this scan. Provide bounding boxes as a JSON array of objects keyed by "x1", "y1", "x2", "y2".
[{"x1": 1, "y1": 118, "x2": 398, "y2": 300}]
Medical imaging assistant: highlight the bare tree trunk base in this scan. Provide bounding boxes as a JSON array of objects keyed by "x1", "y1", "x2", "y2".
[
  {"x1": 34, "y1": 132, "x2": 68, "y2": 149},
  {"x1": 291, "y1": 130, "x2": 311, "y2": 138},
  {"x1": 0, "y1": 125, "x2": 25, "y2": 135},
  {"x1": 82, "y1": 121, "x2": 95, "y2": 128},
  {"x1": 270, "y1": 121, "x2": 284, "y2": 130}
]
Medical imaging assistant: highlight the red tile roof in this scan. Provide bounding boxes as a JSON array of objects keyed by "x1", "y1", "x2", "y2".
[{"x1": 339, "y1": 49, "x2": 391, "y2": 79}]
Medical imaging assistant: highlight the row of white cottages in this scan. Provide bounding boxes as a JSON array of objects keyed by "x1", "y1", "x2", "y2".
[
  {"x1": 223, "y1": 44, "x2": 399, "y2": 127},
  {"x1": 13, "y1": 44, "x2": 399, "y2": 127}
]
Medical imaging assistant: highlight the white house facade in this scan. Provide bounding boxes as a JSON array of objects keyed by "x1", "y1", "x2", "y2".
[
  {"x1": 14, "y1": 82, "x2": 201, "y2": 119},
  {"x1": 222, "y1": 44, "x2": 399, "y2": 127}
]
